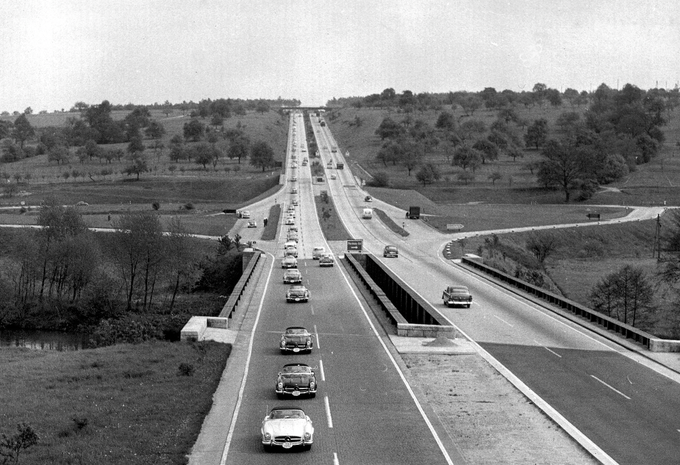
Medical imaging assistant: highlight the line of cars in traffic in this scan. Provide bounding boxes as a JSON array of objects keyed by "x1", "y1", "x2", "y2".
[{"x1": 262, "y1": 113, "x2": 319, "y2": 452}]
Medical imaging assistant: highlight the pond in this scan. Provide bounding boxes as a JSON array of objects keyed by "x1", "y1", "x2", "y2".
[{"x1": 0, "y1": 329, "x2": 92, "y2": 351}]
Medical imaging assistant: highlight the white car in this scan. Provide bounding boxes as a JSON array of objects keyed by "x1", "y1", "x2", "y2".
[
  {"x1": 261, "y1": 407, "x2": 314, "y2": 451},
  {"x1": 285, "y1": 217, "x2": 295, "y2": 226},
  {"x1": 330, "y1": 174, "x2": 337, "y2": 180},
  {"x1": 312, "y1": 247, "x2": 325, "y2": 260},
  {"x1": 281, "y1": 256, "x2": 298, "y2": 268},
  {"x1": 283, "y1": 269, "x2": 302, "y2": 284},
  {"x1": 240, "y1": 210, "x2": 251, "y2": 219}
]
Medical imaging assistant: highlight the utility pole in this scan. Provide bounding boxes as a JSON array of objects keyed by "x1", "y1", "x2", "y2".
[{"x1": 653, "y1": 214, "x2": 662, "y2": 260}]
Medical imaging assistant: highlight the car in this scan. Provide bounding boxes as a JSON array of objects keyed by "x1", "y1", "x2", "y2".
[
  {"x1": 290, "y1": 176, "x2": 297, "y2": 182},
  {"x1": 292, "y1": 199, "x2": 299, "y2": 206},
  {"x1": 288, "y1": 205, "x2": 296, "y2": 212},
  {"x1": 291, "y1": 163, "x2": 298, "y2": 168},
  {"x1": 76, "y1": 201, "x2": 89, "y2": 206},
  {"x1": 326, "y1": 162, "x2": 333, "y2": 169},
  {"x1": 364, "y1": 195, "x2": 372, "y2": 202},
  {"x1": 319, "y1": 253, "x2": 334, "y2": 267},
  {"x1": 281, "y1": 256, "x2": 298, "y2": 269},
  {"x1": 331, "y1": 147, "x2": 337, "y2": 153},
  {"x1": 261, "y1": 406, "x2": 314, "y2": 451},
  {"x1": 383, "y1": 245, "x2": 398, "y2": 258},
  {"x1": 330, "y1": 174, "x2": 337, "y2": 180},
  {"x1": 285, "y1": 217, "x2": 295, "y2": 226},
  {"x1": 286, "y1": 285, "x2": 310, "y2": 302},
  {"x1": 285, "y1": 246, "x2": 298, "y2": 258},
  {"x1": 240, "y1": 210, "x2": 251, "y2": 219},
  {"x1": 301, "y1": 147, "x2": 307, "y2": 152},
  {"x1": 312, "y1": 246, "x2": 325, "y2": 259},
  {"x1": 287, "y1": 232, "x2": 299, "y2": 242},
  {"x1": 283, "y1": 269, "x2": 302, "y2": 284},
  {"x1": 442, "y1": 285, "x2": 473, "y2": 308},
  {"x1": 247, "y1": 220, "x2": 257, "y2": 228},
  {"x1": 280, "y1": 326, "x2": 313, "y2": 353},
  {"x1": 288, "y1": 226, "x2": 298, "y2": 233},
  {"x1": 276, "y1": 363, "x2": 317, "y2": 398},
  {"x1": 291, "y1": 187, "x2": 298, "y2": 194}
]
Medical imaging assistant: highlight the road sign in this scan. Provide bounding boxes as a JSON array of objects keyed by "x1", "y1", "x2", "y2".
[{"x1": 346, "y1": 239, "x2": 363, "y2": 252}]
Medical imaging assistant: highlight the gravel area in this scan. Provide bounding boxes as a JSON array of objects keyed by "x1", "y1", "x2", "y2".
[{"x1": 402, "y1": 352, "x2": 599, "y2": 465}]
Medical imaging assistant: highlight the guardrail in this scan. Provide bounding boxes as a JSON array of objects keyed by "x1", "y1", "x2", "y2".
[
  {"x1": 461, "y1": 257, "x2": 680, "y2": 352},
  {"x1": 345, "y1": 253, "x2": 456, "y2": 338},
  {"x1": 219, "y1": 251, "x2": 262, "y2": 320}
]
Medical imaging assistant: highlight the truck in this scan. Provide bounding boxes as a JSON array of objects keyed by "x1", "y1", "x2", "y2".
[
  {"x1": 406, "y1": 206, "x2": 421, "y2": 219},
  {"x1": 336, "y1": 162, "x2": 344, "y2": 169}
]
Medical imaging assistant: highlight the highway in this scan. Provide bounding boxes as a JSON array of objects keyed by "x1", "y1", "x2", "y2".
[
  {"x1": 309, "y1": 114, "x2": 680, "y2": 465},
  {"x1": 223, "y1": 113, "x2": 453, "y2": 464}
]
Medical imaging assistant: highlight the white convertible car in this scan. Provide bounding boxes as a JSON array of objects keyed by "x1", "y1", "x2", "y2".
[{"x1": 261, "y1": 406, "x2": 314, "y2": 451}]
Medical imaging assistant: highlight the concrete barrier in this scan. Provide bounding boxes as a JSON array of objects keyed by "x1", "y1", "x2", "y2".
[
  {"x1": 180, "y1": 317, "x2": 229, "y2": 342},
  {"x1": 344, "y1": 253, "x2": 457, "y2": 338}
]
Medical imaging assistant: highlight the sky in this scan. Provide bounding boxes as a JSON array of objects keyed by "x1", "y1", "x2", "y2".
[{"x1": 1, "y1": 0, "x2": 679, "y2": 112}]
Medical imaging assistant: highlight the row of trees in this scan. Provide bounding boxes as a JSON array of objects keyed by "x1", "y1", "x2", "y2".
[
  {"x1": 328, "y1": 83, "x2": 680, "y2": 115},
  {"x1": 0, "y1": 204, "x2": 246, "y2": 329}
]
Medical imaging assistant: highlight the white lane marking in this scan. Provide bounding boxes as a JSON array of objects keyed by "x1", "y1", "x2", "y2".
[
  {"x1": 324, "y1": 395, "x2": 334, "y2": 428},
  {"x1": 314, "y1": 324, "x2": 320, "y2": 349},
  {"x1": 493, "y1": 314, "x2": 514, "y2": 327},
  {"x1": 591, "y1": 375, "x2": 631, "y2": 400},
  {"x1": 335, "y1": 261, "x2": 454, "y2": 465},
  {"x1": 220, "y1": 253, "x2": 274, "y2": 465},
  {"x1": 333, "y1": 452, "x2": 339, "y2": 465},
  {"x1": 319, "y1": 359, "x2": 325, "y2": 382},
  {"x1": 544, "y1": 347, "x2": 562, "y2": 358},
  {"x1": 310, "y1": 305, "x2": 315, "y2": 315}
]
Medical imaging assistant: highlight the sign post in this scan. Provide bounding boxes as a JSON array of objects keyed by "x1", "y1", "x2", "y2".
[{"x1": 346, "y1": 239, "x2": 363, "y2": 253}]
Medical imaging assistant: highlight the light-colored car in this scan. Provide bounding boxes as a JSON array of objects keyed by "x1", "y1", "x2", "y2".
[
  {"x1": 283, "y1": 269, "x2": 302, "y2": 284},
  {"x1": 285, "y1": 246, "x2": 298, "y2": 258},
  {"x1": 290, "y1": 176, "x2": 297, "y2": 182},
  {"x1": 330, "y1": 174, "x2": 337, "y2": 180},
  {"x1": 281, "y1": 256, "x2": 298, "y2": 269},
  {"x1": 286, "y1": 285, "x2": 310, "y2": 302},
  {"x1": 287, "y1": 232, "x2": 299, "y2": 242},
  {"x1": 442, "y1": 285, "x2": 473, "y2": 308},
  {"x1": 247, "y1": 220, "x2": 257, "y2": 228},
  {"x1": 240, "y1": 210, "x2": 251, "y2": 219},
  {"x1": 288, "y1": 205, "x2": 296, "y2": 212},
  {"x1": 292, "y1": 199, "x2": 299, "y2": 206},
  {"x1": 261, "y1": 406, "x2": 314, "y2": 451},
  {"x1": 291, "y1": 187, "x2": 298, "y2": 194},
  {"x1": 276, "y1": 363, "x2": 317, "y2": 398},
  {"x1": 285, "y1": 217, "x2": 295, "y2": 226},
  {"x1": 383, "y1": 245, "x2": 398, "y2": 258},
  {"x1": 288, "y1": 226, "x2": 298, "y2": 233},
  {"x1": 312, "y1": 246, "x2": 325, "y2": 259},
  {"x1": 319, "y1": 253, "x2": 334, "y2": 267},
  {"x1": 280, "y1": 326, "x2": 313, "y2": 353}
]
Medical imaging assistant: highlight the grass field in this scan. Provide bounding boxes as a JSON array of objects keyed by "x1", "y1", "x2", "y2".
[{"x1": 0, "y1": 341, "x2": 229, "y2": 465}]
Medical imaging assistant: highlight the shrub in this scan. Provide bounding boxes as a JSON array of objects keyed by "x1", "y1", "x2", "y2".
[
  {"x1": 367, "y1": 171, "x2": 389, "y2": 187},
  {"x1": 178, "y1": 363, "x2": 195, "y2": 377}
]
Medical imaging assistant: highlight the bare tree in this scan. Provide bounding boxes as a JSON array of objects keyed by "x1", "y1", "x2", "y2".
[{"x1": 526, "y1": 233, "x2": 558, "y2": 264}]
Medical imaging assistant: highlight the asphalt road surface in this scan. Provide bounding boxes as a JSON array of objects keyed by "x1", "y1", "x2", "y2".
[{"x1": 223, "y1": 112, "x2": 453, "y2": 464}]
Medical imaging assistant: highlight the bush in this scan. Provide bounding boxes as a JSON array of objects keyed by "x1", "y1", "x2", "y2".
[
  {"x1": 89, "y1": 317, "x2": 163, "y2": 348},
  {"x1": 367, "y1": 171, "x2": 389, "y2": 187},
  {"x1": 177, "y1": 363, "x2": 195, "y2": 376}
]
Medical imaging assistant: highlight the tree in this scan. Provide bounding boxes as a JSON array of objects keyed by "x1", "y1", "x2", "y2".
[
  {"x1": 227, "y1": 136, "x2": 250, "y2": 164},
  {"x1": 526, "y1": 233, "x2": 558, "y2": 264},
  {"x1": 250, "y1": 141, "x2": 275, "y2": 171},
  {"x1": 165, "y1": 217, "x2": 199, "y2": 313},
  {"x1": 460, "y1": 95, "x2": 483, "y2": 116},
  {"x1": 113, "y1": 211, "x2": 165, "y2": 311},
  {"x1": 0, "y1": 423, "x2": 39, "y2": 464},
  {"x1": 127, "y1": 136, "x2": 145, "y2": 155},
  {"x1": 590, "y1": 265, "x2": 653, "y2": 325},
  {"x1": 457, "y1": 171, "x2": 475, "y2": 185},
  {"x1": 472, "y1": 139, "x2": 499, "y2": 164},
  {"x1": 183, "y1": 119, "x2": 205, "y2": 142},
  {"x1": 12, "y1": 114, "x2": 35, "y2": 149},
  {"x1": 415, "y1": 163, "x2": 441, "y2": 186},
  {"x1": 123, "y1": 153, "x2": 148, "y2": 180},
  {"x1": 375, "y1": 117, "x2": 403, "y2": 140},
  {"x1": 435, "y1": 111, "x2": 456, "y2": 131},
  {"x1": 47, "y1": 145, "x2": 70, "y2": 165},
  {"x1": 488, "y1": 171, "x2": 502, "y2": 185},
  {"x1": 145, "y1": 120, "x2": 166, "y2": 140},
  {"x1": 524, "y1": 118, "x2": 548, "y2": 149},
  {"x1": 193, "y1": 142, "x2": 213, "y2": 169},
  {"x1": 400, "y1": 140, "x2": 424, "y2": 175},
  {"x1": 376, "y1": 140, "x2": 403, "y2": 166},
  {"x1": 459, "y1": 119, "x2": 486, "y2": 142},
  {"x1": 453, "y1": 145, "x2": 482, "y2": 171},
  {"x1": 536, "y1": 139, "x2": 590, "y2": 202}
]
